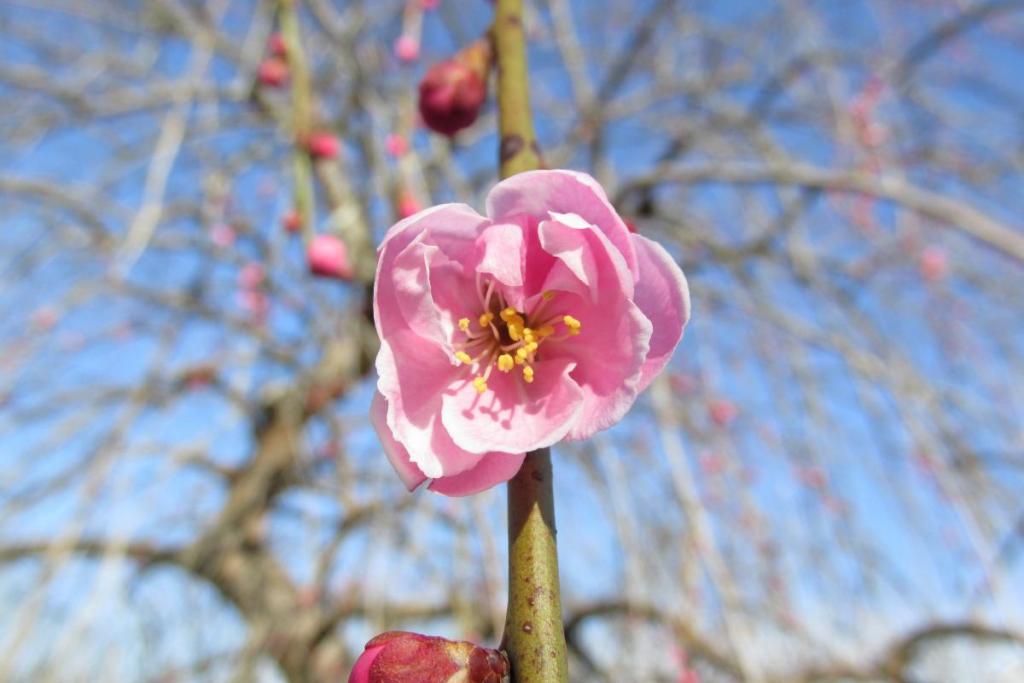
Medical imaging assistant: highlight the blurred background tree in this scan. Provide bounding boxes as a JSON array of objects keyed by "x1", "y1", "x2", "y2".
[{"x1": 1, "y1": 0, "x2": 1022, "y2": 681}]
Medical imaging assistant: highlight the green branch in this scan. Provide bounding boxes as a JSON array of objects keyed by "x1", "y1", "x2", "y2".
[{"x1": 494, "y1": 3, "x2": 566, "y2": 680}]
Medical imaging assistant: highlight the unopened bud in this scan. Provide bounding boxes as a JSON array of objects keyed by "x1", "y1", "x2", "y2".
[
  {"x1": 348, "y1": 632, "x2": 509, "y2": 683},
  {"x1": 281, "y1": 211, "x2": 303, "y2": 234},
  {"x1": 394, "y1": 35, "x2": 420, "y2": 64},
  {"x1": 306, "y1": 131, "x2": 341, "y2": 160},
  {"x1": 418, "y1": 40, "x2": 491, "y2": 137},
  {"x1": 257, "y1": 58, "x2": 289, "y2": 87},
  {"x1": 307, "y1": 234, "x2": 352, "y2": 280}
]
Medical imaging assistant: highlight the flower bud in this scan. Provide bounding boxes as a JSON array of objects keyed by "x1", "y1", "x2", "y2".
[
  {"x1": 418, "y1": 40, "x2": 491, "y2": 137},
  {"x1": 397, "y1": 190, "x2": 422, "y2": 219},
  {"x1": 348, "y1": 632, "x2": 509, "y2": 683},
  {"x1": 306, "y1": 132, "x2": 341, "y2": 160},
  {"x1": 394, "y1": 35, "x2": 420, "y2": 64},
  {"x1": 281, "y1": 211, "x2": 303, "y2": 234},
  {"x1": 257, "y1": 58, "x2": 289, "y2": 87},
  {"x1": 385, "y1": 133, "x2": 409, "y2": 158},
  {"x1": 268, "y1": 33, "x2": 288, "y2": 58},
  {"x1": 307, "y1": 234, "x2": 352, "y2": 280},
  {"x1": 919, "y1": 246, "x2": 948, "y2": 282}
]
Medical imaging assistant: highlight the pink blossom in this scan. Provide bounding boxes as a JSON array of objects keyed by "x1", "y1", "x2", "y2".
[
  {"x1": 385, "y1": 132, "x2": 409, "y2": 158},
  {"x1": 919, "y1": 245, "x2": 948, "y2": 282},
  {"x1": 306, "y1": 132, "x2": 340, "y2": 159},
  {"x1": 307, "y1": 234, "x2": 353, "y2": 280},
  {"x1": 420, "y1": 0, "x2": 440, "y2": 9},
  {"x1": 393, "y1": 35, "x2": 420, "y2": 64},
  {"x1": 373, "y1": 170, "x2": 690, "y2": 495},
  {"x1": 348, "y1": 632, "x2": 508, "y2": 683}
]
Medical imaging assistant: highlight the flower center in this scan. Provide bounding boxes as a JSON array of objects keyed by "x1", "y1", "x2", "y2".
[{"x1": 453, "y1": 278, "x2": 581, "y2": 393}]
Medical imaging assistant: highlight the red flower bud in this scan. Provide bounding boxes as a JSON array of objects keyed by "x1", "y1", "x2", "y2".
[
  {"x1": 257, "y1": 58, "x2": 289, "y2": 87},
  {"x1": 418, "y1": 41, "x2": 491, "y2": 137},
  {"x1": 397, "y1": 191, "x2": 422, "y2": 219},
  {"x1": 281, "y1": 211, "x2": 303, "y2": 234},
  {"x1": 919, "y1": 245, "x2": 948, "y2": 282},
  {"x1": 385, "y1": 133, "x2": 409, "y2": 158},
  {"x1": 307, "y1": 234, "x2": 352, "y2": 280},
  {"x1": 394, "y1": 35, "x2": 420, "y2": 64},
  {"x1": 268, "y1": 33, "x2": 288, "y2": 59},
  {"x1": 306, "y1": 131, "x2": 341, "y2": 159},
  {"x1": 708, "y1": 398, "x2": 739, "y2": 427},
  {"x1": 348, "y1": 632, "x2": 509, "y2": 683}
]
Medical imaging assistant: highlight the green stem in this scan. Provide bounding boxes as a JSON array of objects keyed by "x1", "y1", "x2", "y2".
[
  {"x1": 493, "y1": 3, "x2": 565, "y2": 679},
  {"x1": 494, "y1": 0, "x2": 542, "y2": 179},
  {"x1": 502, "y1": 449, "x2": 568, "y2": 683},
  {"x1": 279, "y1": 0, "x2": 315, "y2": 241}
]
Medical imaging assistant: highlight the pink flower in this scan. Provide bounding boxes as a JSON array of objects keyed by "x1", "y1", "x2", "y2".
[
  {"x1": 373, "y1": 170, "x2": 690, "y2": 495},
  {"x1": 257, "y1": 57, "x2": 289, "y2": 87},
  {"x1": 306, "y1": 131, "x2": 340, "y2": 160},
  {"x1": 385, "y1": 132, "x2": 410, "y2": 158},
  {"x1": 307, "y1": 234, "x2": 353, "y2": 279},
  {"x1": 420, "y1": 0, "x2": 440, "y2": 9},
  {"x1": 348, "y1": 632, "x2": 508, "y2": 683},
  {"x1": 393, "y1": 35, "x2": 420, "y2": 64}
]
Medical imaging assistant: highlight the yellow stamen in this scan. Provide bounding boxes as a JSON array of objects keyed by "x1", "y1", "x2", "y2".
[
  {"x1": 508, "y1": 322, "x2": 523, "y2": 341},
  {"x1": 473, "y1": 376, "x2": 488, "y2": 393},
  {"x1": 497, "y1": 354, "x2": 515, "y2": 372},
  {"x1": 458, "y1": 317, "x2": 470, "y2": 332},
  {"x1": 536, "y1": 325, "x2": 555, "y2": 338},
  {"x1": 455, "y1": 351, "x2": 473, "y2": 365},
  {"x1": 522, "y1": 366, "x2": 534, "y2": 383},
  {"x1": 478, "y1": 312, "x2": 494, "y2": 328},
  {"x1": 563, "y1": 314, "x2": 582, "y2": 335},
  {"x1": 525, "y1": 341, "x2": 539, "y2": 353},
  {"x1": 515, "y1": 348, "x2": 529, "y2": 363},
  {"x1": 499, "y1": 307, "x2": 518, "y2": 322}
]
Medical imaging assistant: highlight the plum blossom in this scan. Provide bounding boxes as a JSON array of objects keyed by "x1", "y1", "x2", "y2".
[{"x1": 373, "y1": 170, "x2": 690, "y2": 495}]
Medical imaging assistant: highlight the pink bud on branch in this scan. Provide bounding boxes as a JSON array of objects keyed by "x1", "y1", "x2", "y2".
[
  {"x1": 257, "y1": 58, "x2": 289, "y2": 87},
  {"x1": 305, "y1": 131, "x2": 341, "y2": 160},
  {"x1": 307, "y1": 234, "x2": 352, "y2": 280},
  {"x1": 418, "y1": 39, "x2": 491, "y2": 137},
  {"x1": 348, "y1": 632, "x2": 509, "y2": 683}
]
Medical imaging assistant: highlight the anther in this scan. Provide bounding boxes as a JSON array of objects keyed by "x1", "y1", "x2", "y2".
[{"x1": 497, "y1": 354, "x2": 515, "y2": 372}]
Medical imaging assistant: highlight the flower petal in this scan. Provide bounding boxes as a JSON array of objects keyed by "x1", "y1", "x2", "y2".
[
  {"x1": 632, "y1": 234, "x2": 691, "y2": 393},
  {"x1": 370, "y1": 390, "x2": 428, "y2": 491},
  {"x1": 486, "y1": 170, "x2": 637, "y2": 275},
  {"x1": 537, "y1": 217, "x2": 652, "y2": 440},
  {"x1": 440, "y1": 357, "x2": 583, "y2": 454},
  {"x1": 428, "y1": 451, "x2": 526, "y2": 496}
]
